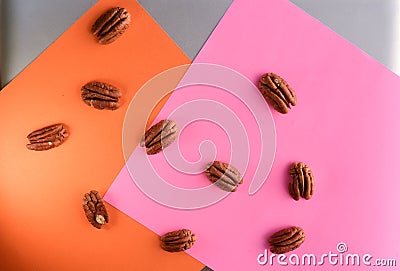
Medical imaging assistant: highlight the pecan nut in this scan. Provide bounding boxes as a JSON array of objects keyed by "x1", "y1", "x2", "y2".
[
  {"x1": 160, "y1": 229, "x2": 196, "y2": 252},
  {"x1": 81, "y1": 81, "x2": 122, "y2": 110},
  {"x1": 205, "y1": 161, "x2": 243, "y2": 192},
  {"x1": 91, "y1": 7, "x2": 131, "y2": 44},
  {"x1": 269, "y1": 226, "x2": 306, "y2": 254},
  {"x1": 82, "y1": 190, "x2": 109, "y2": 229},
  {"x1": 140, "y1": 119, "x2": 178, "y2": 155},
  {"x1": 26, "y1": 123, "x2": 69, "y2": 151},
  {"x1": 258, "y1": 73, "x2": 297, "y2": 114},
  {"x1": 289, "y1": 162, "x2": 315, "y2": 200}
]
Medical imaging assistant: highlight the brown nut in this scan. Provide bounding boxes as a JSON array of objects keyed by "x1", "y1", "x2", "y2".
[
  {"x1": 82, "y1": 190, "x2": 109, "y2": 229},
  {"x1": 160, "y1": 229, "x2": 196, "y2": 252},
  {"x1": 140, "y1": 119, "x2": 178, "y2": 155},
  {"x1": 91, "y1": 7, "x2": 131, "y2": 44},
  {"x1": 258, "y1": 73, "x2": 297, "y2": 114},
  {"x1": 26, "y1": 123, "x2": 69, "y2": 151},
  {"x1": 269, "y1": 226, "x2": 305, "y2": 254},
  {"x1": 205, "y1": 161, "x2": 243, "y2": 192},
  {"x1": 81, "y1": 81, "x2": 122, "y2": 110},
  {"x1": 289, "y1": 162, "x2": 315, "y2": 200}
]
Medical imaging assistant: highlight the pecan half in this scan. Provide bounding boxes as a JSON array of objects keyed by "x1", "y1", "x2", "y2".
[
  {"x1": 26, "y1": 123, "x2": 69, "y2": 151},
  {"x1": 81, "y1": 81, "x2": 122, "y2": 110},
  {"x1": 205, "y1": 161, "x2": 243, "y2": 192},
  {"x1": 269, "y1": 226, "x2": 306, "y2": 254},
  {"x1": 258, "y1": 73, "x2": 297, "y2": 114},
  {"x1": 82, "y1": 190, "x2": 109, "y2": 229},
  {"x1": 289, "y1": 162, "x2": 315, "y2": 200},
  {"x1": 160, "y1": 229, "x2": 196, "y2": 252},
  {"x1": 91, "y1": 7, "x2": 131, "y2": 45},
  {"x1": 140, "y1": 119, "x2": 178, "y2": 155}
]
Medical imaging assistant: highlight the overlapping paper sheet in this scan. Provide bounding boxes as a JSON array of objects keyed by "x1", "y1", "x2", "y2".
[{"x1": 105, "y1": 0, "x2": 400, "y2": 270}]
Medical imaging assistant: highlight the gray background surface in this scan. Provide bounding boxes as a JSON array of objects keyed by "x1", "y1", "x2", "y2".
[
  {"x1": 138, "y1": 0, "x2": 233, "y2": 60},
  {"x1": 1, "y1": 0, "x2": 399, "y2": 87},
  {"x1": 291, "y1": 0, "x2": 400, "y2": 75},
  {"x1": 0, "y1": 0, "x2": 98, "y2": 86},
  {"x1": 0, "y1": 0, "x2": 233, "y2": 86}
]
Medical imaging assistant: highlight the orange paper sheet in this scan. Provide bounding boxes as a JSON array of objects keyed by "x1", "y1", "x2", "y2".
[{"x1": 0, "y1": 0, "x2": 202, "y2": 270}]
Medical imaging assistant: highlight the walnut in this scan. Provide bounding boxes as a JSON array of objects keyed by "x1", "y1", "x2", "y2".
[
  {"x1": 82, "y1": 190, "x2": 109, "y2": 229},
  {"x1": 91, "y1": 7, "x2": 131, "y2": 44},
  {"x1": 258, "y1": 73, "x2": 297, "y2": 114},
  {"x1": 289, "y1": 162, "x2": 315, "y2": 200},
  {"x1": 81, "y1": 81, "x2": 122, "y2": 110},
  {"x1": 140, "y1": 119, "x2": 178, "y2": 155},
  {"x1": 269, "y1": 226, "x2": 306, "y2": 254},
  {"x1": 26, "y1": 123, "x2": 68, "y2": 151},
  {"x1": 205, "y1": 161, "x2": 243, "y2": 192},
  {"x1": 160, "y1": 229, "x2": 196, "y2": 252}
]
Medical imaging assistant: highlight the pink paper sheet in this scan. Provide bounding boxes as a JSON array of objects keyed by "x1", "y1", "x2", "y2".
[{"x1": 105, "y1": 0, "x2": 400, "y2": 270}]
